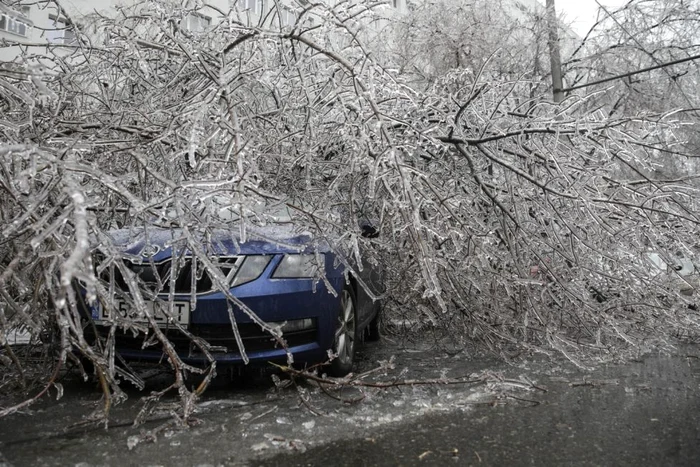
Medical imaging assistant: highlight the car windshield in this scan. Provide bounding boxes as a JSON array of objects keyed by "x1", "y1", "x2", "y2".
[
  {"x1": 105, "y1": 197, "x2": 315, "y2": 252},
  {"x1": 215, "y1": 199, "x2": 293, "y2": 223}
]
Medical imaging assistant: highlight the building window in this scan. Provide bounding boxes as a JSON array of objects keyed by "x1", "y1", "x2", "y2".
[
  {"x1": 0, "y1": 6, "x2": 31, "y2": 37},
  {"x1": 279, "y1": 6, "x2": 296, "y2": 26},
  {"x1": 183, "y1": 13, "x2": 211, "y2": 32},
  {"x1": 47, "y1": 17, "x2": 76, "y2": 44},
  {"x1": 239, "y1": 0, "x2": 266, "y2": 14}
]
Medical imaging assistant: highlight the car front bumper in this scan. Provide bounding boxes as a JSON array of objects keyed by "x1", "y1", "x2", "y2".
[{"x1": 82, "y1": 274, "x2": 345, "y2": 367}]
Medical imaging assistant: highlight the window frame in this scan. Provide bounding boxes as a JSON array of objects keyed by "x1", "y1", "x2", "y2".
[
  {"x1": 0, "y1": 4, "x2": 31, "y2": 38},
  {"x1": 183, "y1": 12, "x2": 211, "y2": 33},
  {"x1": 47, "y1": 15, "x2": 76, "y2": 44},
  {"x1": 238, "y1": 0, "x2": 268, "y2": 15},
  {"x1": 279, "y1": 6, "x2": 297, "y2": 27}
]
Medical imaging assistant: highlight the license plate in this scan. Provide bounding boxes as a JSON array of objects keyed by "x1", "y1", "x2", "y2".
[{"x1": 93, "y1": 300, "x2": 190, "y2": 327}]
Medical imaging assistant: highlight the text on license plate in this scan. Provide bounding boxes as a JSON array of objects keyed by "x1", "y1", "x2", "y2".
[{"x1": 95, "y1": 300, "x2": 190, "y2": 326}]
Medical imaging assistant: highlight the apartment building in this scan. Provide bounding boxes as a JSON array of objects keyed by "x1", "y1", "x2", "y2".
[
  {"x1": 0, "y1": 0, "x2": 406, "y2": 63},
  {"x1": 0, "y1": 0, "x2": 111, "y2": 62}
]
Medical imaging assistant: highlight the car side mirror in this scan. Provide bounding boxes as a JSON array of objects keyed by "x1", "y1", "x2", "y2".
[{"x1": 360, "y1": 223, "x2": 379, "y2": 239}]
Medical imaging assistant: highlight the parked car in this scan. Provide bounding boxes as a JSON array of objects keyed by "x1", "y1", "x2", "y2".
[
  {"x1": 646, "y1": 252, "x2": 698, "y2": 296},
  {"x1": 78, "y1": 204, "x2": 382, "y2": 377}
]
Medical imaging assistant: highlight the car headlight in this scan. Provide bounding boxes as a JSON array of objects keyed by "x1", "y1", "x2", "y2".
[
  {"x1": 272, "y1": 254, "x2": 323, "y2": 278},
  {"x1": 231, "y1": 256, "x2": 272, "y2": 287}
]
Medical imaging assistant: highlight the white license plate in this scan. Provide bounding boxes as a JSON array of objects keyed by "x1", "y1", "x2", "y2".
[{"x1": 95, "y1": 300, "x2": 190, "y2": 327}]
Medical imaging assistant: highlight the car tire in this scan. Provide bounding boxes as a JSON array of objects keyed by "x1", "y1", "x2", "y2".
[
  {"x1": 365, "y1": 303, "x2": 381, "y2": 342},
  {"x1": 328, "y1": 286, "x2": 358, "y2": 377}
]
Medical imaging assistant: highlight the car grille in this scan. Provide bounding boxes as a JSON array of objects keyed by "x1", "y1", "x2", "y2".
[
  {"x1": 84, "y1": 322, "x2": 317, "y2": 358},
  {"x1": 96, "y1": 256, "x2": 242, "y2": 295}
]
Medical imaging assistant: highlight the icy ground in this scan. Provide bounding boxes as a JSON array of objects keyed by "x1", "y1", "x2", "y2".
[{"x1": 1, "y1": 336, "x2": 699, "y2": 466}]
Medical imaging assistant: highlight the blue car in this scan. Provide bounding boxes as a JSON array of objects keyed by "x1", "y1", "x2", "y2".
[{"x1": 79, "y1": 220, "x2": 382, "y2": 377}]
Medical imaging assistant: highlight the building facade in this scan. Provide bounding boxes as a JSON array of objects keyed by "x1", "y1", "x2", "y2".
[{"x1": 0, "y1": 0, "x2": 406, "y2": 63}]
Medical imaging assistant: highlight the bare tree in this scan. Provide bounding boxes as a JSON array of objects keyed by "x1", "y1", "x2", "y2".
[
  {"x1": 387, "y1": 0, "x2": 551, "y2": 88},
  {"x1": 1, "y1": 0, "x2": 699, "y2": 422},
  {"x1": 567, "y1": 0, "x2": 700, "y2": 112},
  {"x1": 565, "y1": 0, "x2": 700, "y2": 180}
]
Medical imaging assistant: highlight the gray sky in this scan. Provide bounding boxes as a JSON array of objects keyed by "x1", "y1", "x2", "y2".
[{"x1": 547, "y1": 0, "x2": 629, "y2": 34}]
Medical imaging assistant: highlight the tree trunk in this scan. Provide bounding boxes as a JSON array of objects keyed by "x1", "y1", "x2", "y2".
[{"x1": 546, "y1": 0, "x2": 564, "y2": 102}]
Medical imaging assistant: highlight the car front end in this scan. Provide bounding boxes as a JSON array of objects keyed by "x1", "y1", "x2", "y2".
[{"x1": 80, "y1": 227, "x2": 346, "y2": 368}]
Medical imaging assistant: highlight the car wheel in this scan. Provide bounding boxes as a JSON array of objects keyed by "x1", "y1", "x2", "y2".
[
  {"x1": 365, "y1": 302, "x2": 381, "y2": 342},
  {"x1": 329, "y1": 286, "x2": 357, "y2": 377}
]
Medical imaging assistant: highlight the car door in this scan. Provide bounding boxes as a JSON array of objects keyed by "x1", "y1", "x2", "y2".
[{"x1": 353, "y1": 223, "x2": 384, "y2": 325}]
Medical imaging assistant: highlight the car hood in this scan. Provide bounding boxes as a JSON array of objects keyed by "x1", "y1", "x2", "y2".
[{"x1": 104, "y1": 224, "x2": 326, "y2": 261}]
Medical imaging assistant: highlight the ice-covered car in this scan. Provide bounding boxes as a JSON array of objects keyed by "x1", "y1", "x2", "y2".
[{"x1": 78, "y1": 205, "x2": 382, "y2": 377}]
